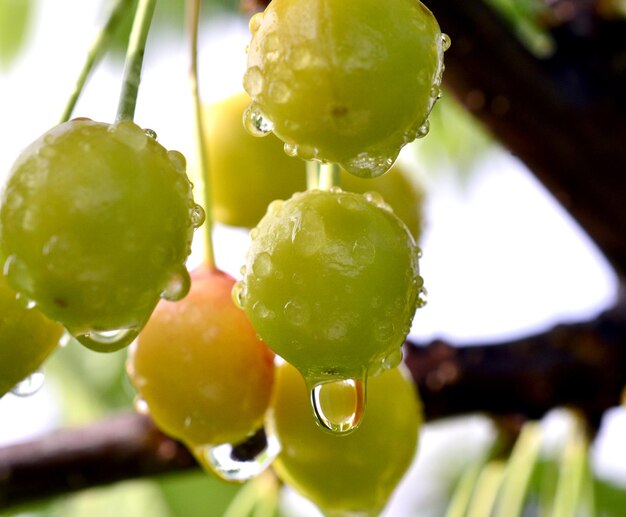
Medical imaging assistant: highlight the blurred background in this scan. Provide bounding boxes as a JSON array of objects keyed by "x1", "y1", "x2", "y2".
[{"x1": 1, "y1": 0, "x2": 625, "y2": 515}]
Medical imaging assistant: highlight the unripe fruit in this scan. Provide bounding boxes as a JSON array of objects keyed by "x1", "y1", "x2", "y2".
[
  {"x1": 0, "y1": 118, "x2": 203, "y2": 352},
  {"x1": 128, "y1": 265, "x2": 275, "y2": 447},
  {"x1": 0, "y1": 273, "x2": 63, "y2": 397},
  {"x1": 271, "y1": 361, "x2": 421, "y2": 516},
  {"x1": 244, "y1": 0, "x2": 447, "y2": 177},
  {"x1": 206, "y1": 91, "x2": 306, "y2": 228}
]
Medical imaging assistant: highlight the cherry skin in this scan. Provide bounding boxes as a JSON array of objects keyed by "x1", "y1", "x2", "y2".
[
  {"x1": 0, "y1": 118, "x2": 202, "y2": 351},
  {"x1": 0, "y1": 273, "x2": 64, "y2": 397},
  {"x1": 128, "y1": 264, "x2": 275, "y2": 448},
  {"x1": 271, "y1": 361, "x2": 422, "y2": 516}
]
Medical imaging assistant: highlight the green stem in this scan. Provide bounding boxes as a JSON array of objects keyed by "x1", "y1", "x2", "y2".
[
  {"x1": 187, "y1": 0, "x2": 215, "y2": 269},
  {"x1": 306, "y1": 161, "x2": 319, "y2": 190},
  {"x1": 317, "y1": 163, "x2": 341, "y2": 191},
  {"x1": 115, "y1": 0, "x2": 156, "y2": 122},
  {"x1": 60, "y1": 0, "x2": 133, "y2": 123}
]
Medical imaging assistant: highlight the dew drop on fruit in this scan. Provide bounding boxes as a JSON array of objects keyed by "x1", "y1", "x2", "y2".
[
  {"x1": 430, "y1": 85, "x2": 442, "y2": 100},
  {"x1": 442, "y1": 33, "x2": 452, "y2": 52},
  {"x1": 109, "y1": 120, "x2": 148, "y2": 151},
  {"x1": 190, "y1": 204, "x2": 206, "y2": 228},
  {"x1": 252, "y1": 252, "x2": 273, "y2": 277},
  {"x1": 11, "y1": 370, "x2": 45, "y2": 397},
  {"x1": 416, "y1": 286, "x2": 428, "y2": 309},
  {"x1": 416, "y1": 120, "x2": 431, "y2": 139},
  {"x1": 283, "y1": 299, "x2": 310, "y2": 326},
  {"x1": 160, "y1": 268, "x2": 191, "y2": 301},
  {"x1": 77, "y1": 327, "x2": 140, "y2": 353},
  {"x1": 15, "y1": 292, "x2": 36, "y2": 310},
  {"x1": 248, "y1": 12, "x2": 264, "y2": 35},
  {"x1": 311, "y1": 378, "x2": 366, "y2": 434},
  {"x1": 341, "y1": 151, "x2": 396, "y2": 179},
  {"x1": 192, "y1": 426, "x2": 280, "y2": 482},
  {"x1": 167, "y1": 150, "x2": 187, "y2": 173},
  {"x1": 231, "y1": 281, "x2": 246, "y2": 308},
  {"x1": 253, "y1": 301, "x2": 275, "y2": 320},
  {"x1": 381, "y1": 348, "x2": 403, "y2": 370},
  {"x1": 243, "y1": 66, "x2": 264, "y2": 97},
  {"x1": 243, "y1": 103, "x2": 274, "y2": 137},
  {"x1": 284, "y1": 142, "x2": 298, "y2": 157},
  {"x1": 267, "y1": 199, "x2": 284, "y2": 216},
  {"x1": 144, "y1": 128, "x2": 158, "y2": 140}
]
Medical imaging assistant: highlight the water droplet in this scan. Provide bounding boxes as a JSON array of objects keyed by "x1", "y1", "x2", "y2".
[
  {"x1": 342, "y1": 151, "x2": 396, "y2": 179},
  {"x1": 363, "y1": 191, "x2": 385, "y2": 207},
  {"x1": 59, "y1": 331, "x2": 72, "y2": 348},
  {"x1": 253, "y1": 301, "x2": 275, "y2": 320},
  {"x1": 11, "y1": 370, "x2": 45, "y2": 397},
  {"x1": 239, "y1": 265, "x2": 247, "y2": 276},
  {"x1": 144, "y1": 128, "x2": 158, "y2": 140},
  {"x1": 243, "y1": 104, "x2": 274, "y2": 137},
  {"x1": 284, "y1": 299, "x2": 310, "y2": 326},
  {"x1": 134, "y1": 397, "x2": 150, "y2": 415},
  {"x1": 375, "y1": 320, "x2": 395, "y2": 343},
  {"x1": 76, "y1": 328, "x2": 139, "y2": 353},
  {"x1": 284, "y1": 142, "x2": 298, "y2": 157},
  {"x1": 267, "y1": 199, "x2": 284, "y2": 215},
  {"x1": 109, "y1": 120, "x2": 148, "y2": 150},
  {"x1": 326, "y1": 320, "x2": 347, "y2": 340},
  {"x1": 248, "y1": 12, "x2": 264, "y2": 34},
  {"x1": 441, "y1": 33, "x2": 452, "y2": 51},
  {"x1": 250, "y1": 228, "x2": 259, "y2": 240},
  {"x1": 416, "y1": 120, "x2": 430, "y2": 139},
  {"x1": 4, "y1": 255, "x2": 34, "y2": 293},
  {"x1": 382, "y1": 348, "x2": 403, "y2": 370},
  {"x1": 231, "y1": 281, "x2": 246, "y2": 308},
  {"x1": 416, "y1": 286, "x2": 428, "y2": 308},
  {"x1": 268, "y1": 81, "x2": 291, "y2": 103},
  {"x1": 161, "y1": 269, "x2": 191, "y2": 301},
  {"x1": 311, "y1": 378, "x2": 366, "y2": 434},
  {"x1": 190, "y1": 204, "x2": 206, "y2": 228},
  {"x1": 292, "y1": 209, "x2": 325, "y2": 256},
  {"x1": 252, "y1": 252, "x2": 272, "y2": 277},
  {"x1": 352, "y1": 237, "x2": 376, "y2": 265},
  {"x1": 193, "y1": 427, "x2": 280, "y2": 482},
  {"x1": 243, "y1": 66, "x2": 264, "y2": 97},
  {"x1": 168, "y1": 150, "x2": 187, "y2": 173},
  {"x1": 430, "y1": 85, "x2": 442, "y2": 99}
]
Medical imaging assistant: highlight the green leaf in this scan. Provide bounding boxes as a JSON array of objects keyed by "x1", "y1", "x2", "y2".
[{"x1": 0, "y1": 0, "x2": 34, "y2": 69}]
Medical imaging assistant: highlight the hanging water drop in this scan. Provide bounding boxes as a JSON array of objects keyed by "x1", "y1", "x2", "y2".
[
  {"x1": 243, "y1": 104, "x2": 274, "y2": 137},
  {"x1": 310, "y1": 377, "x2": 366, "y2": 434},
  {"x1": 416, "y1": 286, "x2": 428, "y2": 308},
  {"x1": 76, "y1": 327, "x2": 140, "y2": 353},
  {"x1": 416, "y1": 120, "x2": 430, "y2": 139},
  {"x1": 167, "y1": 150, "x2": 187, "y2": 173},
  {"x1": 144, "y1": 128, "x2": 158, "y2": 140},
  {"x1": 11, "y1": 370, "x2": 45, "y2": 397},
  {"x1": 231, "y1": 280, "x2": 246, "y2": 308},
  {"x1": 190, "y1": 204, "x2": 206, "y2": 228},
  {"x1": 441, "y1": 33, "x2": 452, "y2": 51},
  {"x1": 284, "y1": 142, "x2": 298, "y2": 157},
  {"x1": 192, "y1": 426, "x2": 281, "y2": 482},
  {"x1": 161, "y1": 269, "x2": 191, "y2": 302}
]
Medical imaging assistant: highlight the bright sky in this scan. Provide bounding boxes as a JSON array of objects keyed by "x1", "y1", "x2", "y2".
[{"x1": 0, "y1": 1, "x2": 624, "y2": 513}]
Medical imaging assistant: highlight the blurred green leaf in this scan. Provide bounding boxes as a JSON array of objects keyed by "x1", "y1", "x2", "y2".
[{"x1": 0, "y1": 0, "x2": 34, "y2": 69}]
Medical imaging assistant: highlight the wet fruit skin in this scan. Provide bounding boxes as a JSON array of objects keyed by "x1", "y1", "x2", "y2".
[
  {"x1": 239, "y1": 189, "x2": 422, "y2": 386},
  {"x1": 0, "y1": 273, "x2": 64, "y2": 397},
  {"x1": 245, "y1": 0, "x2": 444, "y2": 177},
  {"x1": 0, "y1": 118, "x2": 199, "y2": 349},
  {"x1": 271, "y1": 362, "x2": 421, "y2": 515},
  {"x1": 206, "y1": 91, "x2": 306, "y2": 228},
  {"x1": 128, "y1": 265, "x2": 275, "y2": 447}
]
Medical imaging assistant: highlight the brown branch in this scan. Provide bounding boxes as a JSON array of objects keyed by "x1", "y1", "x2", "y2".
[
  {"x1": 3, "y1": 294, "x2": 626, "y2": 509},
  {"x1": 427, "y1": 0, "x2": 626, "y2": 278}
]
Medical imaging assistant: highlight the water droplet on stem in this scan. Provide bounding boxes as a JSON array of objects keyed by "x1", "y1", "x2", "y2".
[{"x1": 11, "y1": 370, "x2": 45, "y2": 397}]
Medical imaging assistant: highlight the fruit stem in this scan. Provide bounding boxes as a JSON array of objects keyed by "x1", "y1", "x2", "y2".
[
  {"x1": 115, "y1": 0, "x2": 156, "y2": 122},
  {"x1": 60, "y1": 0, "x2": 133, "y2": 123},
  {"x1": 187, "y1": 0, "x2": 216, "y2": 270},
  {"x1": 306, "y1": 161, "x2": 319, "y2": 190},
  {"x1": 318, "y1": 162, "x2": 341, "y2": 191}
]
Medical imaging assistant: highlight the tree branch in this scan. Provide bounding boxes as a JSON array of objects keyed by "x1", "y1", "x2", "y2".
[
  {"x1": 3, "y1": 293, "x2": 626, "y2": 509},
  {"x1": 427, "y1": 0, "x2": 626, "y2": 278}
]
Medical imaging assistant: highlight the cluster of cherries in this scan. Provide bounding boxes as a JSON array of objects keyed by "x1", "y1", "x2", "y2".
[{"x1": 0, "y1": 0, "x2": 448, "y2": 515}]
